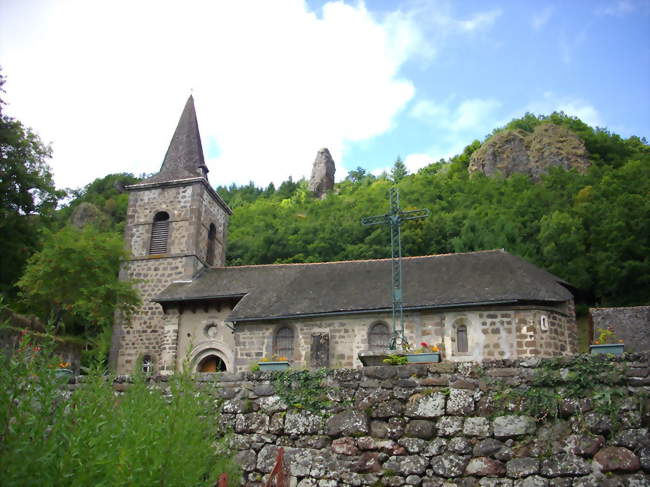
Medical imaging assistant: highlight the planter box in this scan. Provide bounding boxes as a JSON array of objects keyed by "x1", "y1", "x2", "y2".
[
  {"x1": 589, "y1": 344, "x2": 624, "y2": 356},
  {"x1": 258, "y1": 361, "x2": 290, "y2": 371},
  {"x1": 407, "y1": 352, "x2": 441, "y2": 363}
]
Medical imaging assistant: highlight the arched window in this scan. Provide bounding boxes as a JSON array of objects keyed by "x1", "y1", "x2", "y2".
[
  {"x1": 274, "y1": 327, "x2": 294, "y2": 359},
  {"x1": 149, "y1": 212, "x2": 170, "y2": 254},
  {"x1": 368, "y1": 322, "x2": 390, "y2": 350},
  {"x1": 456, "y1": 324, "x2": 468, "y2": 353},
  {"x1": 142, "y1": 355, "x2": 154, "y2": 375},
  {"x1": 206, "y1": 223, "x2": 216, "y2": 266}
]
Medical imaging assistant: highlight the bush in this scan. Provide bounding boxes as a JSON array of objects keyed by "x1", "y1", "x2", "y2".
[{"x1": 0, "y1": 330, "x2": 240, "y2": 486}]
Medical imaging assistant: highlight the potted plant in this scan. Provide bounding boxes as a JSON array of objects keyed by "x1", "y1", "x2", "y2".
[
  {"x1": 406, "y1": 342, "x2": 441, "y2": 363},
  {"x1": 590, "y1": 327, "x2": 624, "y2": 356},
  {"x1": 257, "y1": 355, "x2": 290, "y2": 371}
]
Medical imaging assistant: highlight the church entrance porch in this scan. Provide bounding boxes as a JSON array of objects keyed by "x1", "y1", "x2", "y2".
[{"x1": 197, "y1": 355, "x2": 227, "y2": 372}]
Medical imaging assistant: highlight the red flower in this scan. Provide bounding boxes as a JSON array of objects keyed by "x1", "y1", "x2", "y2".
[{"x1": 420, "y1": 342, "x2": 428, "y2": 348}]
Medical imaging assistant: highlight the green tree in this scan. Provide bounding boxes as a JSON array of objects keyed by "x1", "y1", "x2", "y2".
[
  {"x1": 17, "y1": 225, "x2": 140, "y2": 335},
  {"x1": 0, "y1": 71, "x2": 63, "y2": 296},
  {"x1": 390, "y1": 156, "x2": 408, "y2": 182}
]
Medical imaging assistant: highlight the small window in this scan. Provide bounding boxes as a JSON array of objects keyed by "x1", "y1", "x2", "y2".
[
  {"x1": 368, "y1": 322, "x2": 390, "y2": 350},
  {"x1": 206, "y1": 223, "x2": 216, "y2": 266},
  {"x1": 142, "y1": 355, "x2": 154, "y2": 375},
  {"x1": 456, "y1": 324, "x2": 468, "y2": 353},
  {"x1": 274, "y1": 327, "x2": 294, "y2": 359},
  {"x1": 149, "y1": 212, "x2": 170, "y2": 254}
]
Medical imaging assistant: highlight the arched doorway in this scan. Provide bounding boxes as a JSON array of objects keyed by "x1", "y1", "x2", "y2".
[{"x1": 197, "y1": 354, "x2": 227, "y2": 372}]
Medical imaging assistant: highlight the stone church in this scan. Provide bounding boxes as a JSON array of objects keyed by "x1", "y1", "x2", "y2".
[{"x1": 109, "y1": 97, "x2": 578, "y2": 375}]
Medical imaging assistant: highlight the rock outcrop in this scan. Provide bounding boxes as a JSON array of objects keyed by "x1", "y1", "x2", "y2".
[
  {"x1": 309, "y1": 148, "x2": 336, "y2": 198},
  {"x1": 69, "y1": 202, "x2": 105, "y2": 228},
  {"x1": 469, "y1": 123, "x2": 591, "y2": 180}
]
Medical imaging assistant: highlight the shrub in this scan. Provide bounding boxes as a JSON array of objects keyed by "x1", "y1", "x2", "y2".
[{"x1": 0, "y1": 330, "x2": 240, "y2": 486}]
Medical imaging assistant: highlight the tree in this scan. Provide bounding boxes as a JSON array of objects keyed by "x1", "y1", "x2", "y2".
[
  {"x1": 17, "y1": 225, "x2": 140, "y2": 335},
  {"x1": 346, "y1": 166, "x2": 367, "y2": 183},
  {"x1": 0, "y1": 71, "x2": 63, "y2": 296},
  {"x1": 390, "y1": 156, "x2": 408, "y2": 183}
]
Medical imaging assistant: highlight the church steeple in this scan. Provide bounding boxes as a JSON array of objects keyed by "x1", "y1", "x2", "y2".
[{"x1": 144, "y1": 95, "x2": 209, "y2": 184}]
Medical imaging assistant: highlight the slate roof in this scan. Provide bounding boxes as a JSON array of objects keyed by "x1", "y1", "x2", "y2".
[
  {"x1": 140, "y1": 95, "x2": 209, "y2": 185},
  {"x1": 155, "y1": 249, "x2": 573, "y2": 322}
]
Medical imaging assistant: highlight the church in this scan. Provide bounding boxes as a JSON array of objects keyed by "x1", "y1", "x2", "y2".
[{"x1": 109, "y1": 97, "x2": 578, "y2": 375}]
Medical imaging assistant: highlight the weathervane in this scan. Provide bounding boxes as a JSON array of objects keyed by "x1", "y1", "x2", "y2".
[{"x1": 361, "y1": 187, "x2": 430, "y2": 350}]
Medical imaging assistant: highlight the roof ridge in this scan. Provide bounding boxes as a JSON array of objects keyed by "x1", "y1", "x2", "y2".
[{"x1": 214, "y1": 249, "x2": 506, "y2": 270}]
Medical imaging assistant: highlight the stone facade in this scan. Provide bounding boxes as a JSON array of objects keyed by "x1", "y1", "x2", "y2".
[
  {"x1": 110, "y1": 180, "x2": 229, "y2": 374},
  {"x1": 231, "y1": 304, "x2": 576, "y2": 372}
]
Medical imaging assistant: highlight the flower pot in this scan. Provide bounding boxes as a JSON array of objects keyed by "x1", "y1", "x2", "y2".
[
  {"x1": 589, "y1": 344, "x2": 624, "y2": 356},
  {"x1": 407, "y1": 352, "x2": 440, "y2": 363},
  {"x1": 258, "y1": 361, "x2": 290, "y2": 371}
]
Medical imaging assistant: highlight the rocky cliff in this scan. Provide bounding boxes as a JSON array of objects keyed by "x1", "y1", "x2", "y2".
[
  {"x1": 309, "y1": 148, "x2": 336, "y2": 198},
  {"x1": 469, "y1": 123, "x2": 591, "y2": 179}
]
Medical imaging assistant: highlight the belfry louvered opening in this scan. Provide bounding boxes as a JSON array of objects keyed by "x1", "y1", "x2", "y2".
[{"x1": 149, "y1": 212, "x2": 170, "y2": 255}]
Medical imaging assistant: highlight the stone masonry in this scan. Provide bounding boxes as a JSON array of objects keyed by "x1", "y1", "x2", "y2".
[
  {"x1": 93, "y1": 352, "x2": 650, "y2": 485},
  {"x1": 233, "y1": 303, "x2": 576, "y2": 372},
  {"x1": 110, "y1": 180, "x2": 229, "y2": 374},
  {"x1": 213, "y1": 352, "x2": 648, "y2": 485}
]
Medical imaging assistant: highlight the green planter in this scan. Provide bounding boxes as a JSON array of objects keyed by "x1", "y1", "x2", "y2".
[
  {"x1": 407, "y1": 352, "x2": 441, "y2": 363},
  {"x1": 258, "y1": 361, "x2": 290, "y2": 371},
  {"x1": 589, "y1": 344, "x2": 624, "y2": 356}
]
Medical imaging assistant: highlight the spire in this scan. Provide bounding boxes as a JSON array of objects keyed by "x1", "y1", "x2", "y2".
[{"x1": 144, "y1": 95, "x2": 209, "y2": 184}]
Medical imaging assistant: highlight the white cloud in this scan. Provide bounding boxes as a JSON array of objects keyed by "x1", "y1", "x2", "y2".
[
  {"x1": 0, "y1": 0, "x2": 425, "y2": 189},
  {"x1": 411, "y1": 97, "x2": 501, "y2": 132},
  {"x1": 595, "y1": 0, "x2": 636, "y2": 16},
  {"x1": 406, "y1": 96, "x2": 502, "y2": 170},
  {"x1": 457, "y1": 9, "x2": 502, "y2": 32},
  {"x1": 525, "y1": 92, "x2": 604, "y2": 128},
  {"x1": 531, "y1": 6, "x2": 554, "y2": 31}
]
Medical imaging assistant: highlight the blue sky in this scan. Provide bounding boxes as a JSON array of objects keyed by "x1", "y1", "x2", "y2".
[{"x1": 0, "y1": 0, "x2": 648, "y2": 189}]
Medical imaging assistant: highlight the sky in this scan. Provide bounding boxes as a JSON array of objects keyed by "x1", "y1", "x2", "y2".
[{"x1": 1, "y1": 0, "x2": 649, "y2": 191}]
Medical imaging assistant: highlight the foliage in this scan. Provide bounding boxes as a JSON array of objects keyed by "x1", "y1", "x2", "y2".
[
  {"x1": 593, "y1": 326, "x2": 623, "y2": 345},
  {"x1": 271, "y1": 368, "x2": 330, "y2": 414},
  {"x1": 390, "y1": 156, "x2": 408, "y2": 183},
  {"x1": 59, "y1": 172, "x2": 141, "y2": 234},
  {"x1": 382, "y1": 354, "x2": 408, "y2": 365},
  {"x1": 495, "y1": 354, "x2": 628, "y2": 428},
  {"x1": 0, "y1": 328, "x2": 240, "y2": 486},
  {"x1": 0, "y1": 70, "x2": 64, "y2": 297},
  {"x1": 17, "y1": 225, "x2": 140, "y2": 336}
]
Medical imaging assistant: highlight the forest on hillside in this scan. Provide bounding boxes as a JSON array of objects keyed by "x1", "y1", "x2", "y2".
[{"x1": 2, "y1": 66, "x2": 649, "y2": 350}]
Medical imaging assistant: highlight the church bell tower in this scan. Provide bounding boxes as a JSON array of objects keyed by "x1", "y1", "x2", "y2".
[{"x1": 110, "y1": 96, "x2": 231, "y2": 374}]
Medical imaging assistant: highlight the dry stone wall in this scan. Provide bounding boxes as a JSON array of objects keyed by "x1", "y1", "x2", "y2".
[{"x1": 211, "y1": 353, "x2": 650, "y2": 486}]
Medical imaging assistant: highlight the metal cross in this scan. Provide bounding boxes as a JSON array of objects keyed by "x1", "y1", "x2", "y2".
[{"x1": 361, "y1": 187, "x2": 430, "y2": 350}]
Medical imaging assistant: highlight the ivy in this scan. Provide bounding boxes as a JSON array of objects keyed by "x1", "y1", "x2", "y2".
[
  {"x1": 271, "y1": 368, "x2": 331, "y2": 414},
  {"x1": 495, "y1": 354, "x2": 629, "y2": 430}
]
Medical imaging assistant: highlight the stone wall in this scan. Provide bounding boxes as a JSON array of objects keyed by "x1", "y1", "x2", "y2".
[
  {"x1": 208, "y1": 352, "x2": 649, "y2": 486},
  {"x1": 591, "y1": 307, "x2": 650, "y2": 353},
  {"x1": 233, "y1": 304, "x2": 576, "y2": 372}
]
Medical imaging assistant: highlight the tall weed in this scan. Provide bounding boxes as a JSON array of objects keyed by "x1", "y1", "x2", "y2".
[{"x1": 0, "y1": 330, "x2": 240, "y2": 486}]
